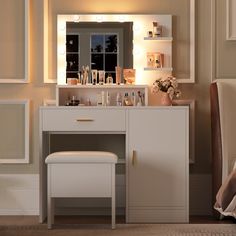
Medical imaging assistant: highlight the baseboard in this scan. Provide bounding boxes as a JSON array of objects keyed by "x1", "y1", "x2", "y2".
[{"x1": 0, "y1": 174, "x2": 39, "y2": 215}]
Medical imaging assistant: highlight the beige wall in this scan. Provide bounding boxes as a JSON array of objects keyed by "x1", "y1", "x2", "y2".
[{"x1": 0, "y1": 0, "x2": 235, "y2": 214}]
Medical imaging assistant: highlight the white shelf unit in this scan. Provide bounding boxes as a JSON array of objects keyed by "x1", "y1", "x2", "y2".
[
  {"x1": 143, "y1": 37, "x2": 173, "y2": 42},
  {"x1": 144, "y1": 67, "x2": 173, "y2": 72},
  {"x1": 56, "y1": 84, "x2": 148, "y2": 106},
  {"x1": 143, "y1": 16, "x2": 173, "y2": 74}
]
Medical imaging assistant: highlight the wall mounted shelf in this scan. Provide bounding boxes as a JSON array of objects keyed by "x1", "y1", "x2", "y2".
[
  {"x1": 144, "y1": 67, "x2": 173, "y2": 72},
  {"x1": 56, "y1": 84, "x2": 148, "y2": 106},
  {"x1": 143, "y1": 37, "x2": 173, "y2": 42}
]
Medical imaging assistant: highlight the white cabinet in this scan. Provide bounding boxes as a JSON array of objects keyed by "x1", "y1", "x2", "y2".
[
  {"x1": 40, "y1": 106, "x2": 189, "y2": 223},
  {"x1": 127, "y1": 108, "x2": 189, "y2": 222}
]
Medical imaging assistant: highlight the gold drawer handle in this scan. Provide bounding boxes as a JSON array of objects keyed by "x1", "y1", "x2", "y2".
[
  {"x1": 132, "y1": 150, "x2": 137, "y2": 166},
  {"x1": 76, "y1": 119, "x2": 94, "y2": 122}
]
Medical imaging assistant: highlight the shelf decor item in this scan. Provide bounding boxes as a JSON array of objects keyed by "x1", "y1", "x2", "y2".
[
  {"x1": 152, "y1": 76, "x2": 181, "y2": 106},
  {"x1": 147, "y1": 52, "x2": 164, "y2": 68},
  {"x1": 123, "y1": 69, "x2": 136, "y2": 85}
]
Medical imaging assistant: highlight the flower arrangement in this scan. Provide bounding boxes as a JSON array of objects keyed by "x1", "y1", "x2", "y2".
[{"x1": 152, "y1": 76, "x2": 181, "y2": 99}]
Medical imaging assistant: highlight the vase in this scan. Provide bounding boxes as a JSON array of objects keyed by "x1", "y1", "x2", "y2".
[{"x1": 160, "y1": 92, "x2": 172, "y2": 106}]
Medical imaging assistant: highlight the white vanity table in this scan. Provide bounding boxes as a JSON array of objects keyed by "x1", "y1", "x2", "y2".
[
  {"x1": 39, "y1": 13, "x2": 189, "y2": 223},
  {"x1": 39, "y1": 106, "x2": 189, "y2": 223}
]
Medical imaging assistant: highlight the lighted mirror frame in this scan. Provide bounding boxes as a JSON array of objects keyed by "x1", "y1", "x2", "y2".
[
  {"x1": 57, "y1": 14, "x2": 173, "y2": 85},
  {"x1": 0, "y1": 0, "x2": 30, "y2": 83},
  {"x1": 45, "y1": 0, "x2": 195, "y2": 83}
]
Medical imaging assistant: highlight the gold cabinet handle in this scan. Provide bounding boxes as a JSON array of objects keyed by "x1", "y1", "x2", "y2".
[
  {"x1": 76, "y1": 119, "x2": 94, "y2": 122},
  {"x1": 132, "y1": 150, "x2": 137, "y2": 166}
]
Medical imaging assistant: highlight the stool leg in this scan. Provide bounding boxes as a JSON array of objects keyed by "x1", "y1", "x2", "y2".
[
  {"x1": 47, "y1": 194, "x2": 52, "y2": 229},
  {"x1": 47, "y1": 166, "x2": 52, "y2": 229},
  {"x1": 111, "y1": 164, "x2": 116, "y2": 229},
  {"x1": 51, "y1": 198, "x2": 55, "y2": 224}
]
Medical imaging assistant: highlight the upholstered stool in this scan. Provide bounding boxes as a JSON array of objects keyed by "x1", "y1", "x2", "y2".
[{"x1": 45, "y1": 151, "x2": 118, "y2": 229}]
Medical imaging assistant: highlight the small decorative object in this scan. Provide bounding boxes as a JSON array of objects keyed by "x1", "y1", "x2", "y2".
[
  {"x1": 115, "y1": 66, "x2": 122, "y2": 85},
  {"x1": 152, "y1": 76, "x2": 181, "y2": 106},
  {"x1": 123, "y1": 69, "x2": 135, "y2": 85},
  {"x1": 91, "y1": 69, "x2": 97, "y2": 85},
  {"x1": 153, "y1": 22, "x2": 162, "y2": 37},
  {"x1": 106, "y1": 74, "x2": 113, "y2": 84},
  {"x1": 106, "y1": 92, "x2": 110, "y2": 106},
  {"x1": 123, "y1": 93, "x2": 133, "y2": 106},
  {"x1": 153, "y1": 22, "x2": 158, "y2": 37},
  {"x1": 97, "y1": 92, "x2": 102, "y2": 106},
  {"x1": 137, "y1": 91, "x2": 144, "y2": 106},
  {"x1": 116, "y1": 92, "x2": 122, "y2": 106},
  {"x1": 81, "y1": 65, "x2": 89, "y2": 85},
  {"x1": 147, "y1": 52, "x2": 164, "y2": 68},
  {"x1": 67, "y1": 78, "x2": 78, "y2": 85},
  {"x1": 98, "y1": 70, "x2": 105, "y2": 85},
  {"x1": 148, "y1": 31, "x2": 153, "y2": 37},
  {"x1": 77, "y1": 72, "x2": 81, "y2": 84}
]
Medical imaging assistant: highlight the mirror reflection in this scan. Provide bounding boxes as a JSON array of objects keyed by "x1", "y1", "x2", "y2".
[{"x1": 66, "y1": 22, "x2": 133, "y2": 83}]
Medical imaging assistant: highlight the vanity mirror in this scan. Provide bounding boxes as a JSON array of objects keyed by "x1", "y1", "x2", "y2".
[
  {"x1": 66, "y1": 21, "x2": 133, "y2": 83},
  {"x1": 57, "y1": 14, "x2": 173, "y2": 85}
]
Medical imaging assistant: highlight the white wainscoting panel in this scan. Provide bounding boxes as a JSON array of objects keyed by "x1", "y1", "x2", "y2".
[
  {"x1": 0, "y1": 174, "x2": 39, "y2": 215},
  {"x1": 0, "y1": 173, "x2": 211, "y2": 216}
]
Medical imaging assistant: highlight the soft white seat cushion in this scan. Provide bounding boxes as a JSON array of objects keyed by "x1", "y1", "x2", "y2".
[{"x1": 45, "y1": 151, "x2": 118, "y2": 164}]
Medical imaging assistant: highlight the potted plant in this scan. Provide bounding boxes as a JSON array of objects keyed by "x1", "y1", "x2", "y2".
[{"x1": 152, "y1": 76, "x2": 181, "y2": 105}]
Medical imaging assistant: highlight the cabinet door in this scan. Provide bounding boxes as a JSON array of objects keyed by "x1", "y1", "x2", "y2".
[{"x1": 127, "y1": 108, "x2": 188, "y2": 222}]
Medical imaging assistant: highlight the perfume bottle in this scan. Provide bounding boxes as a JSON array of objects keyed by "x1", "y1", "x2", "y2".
[
  {"x1": 106, "y1": 92, "x2": 110, "y2": 106},
  {"x1": 131, "y1": 92, "x2": 136, "y2": 106},
  {"x1": 101, "y1": 91, "x2": 105, "y2": 106},
  {"x1": 124, "y1": 93, "x2": 132, "y2": 106},
  {"x1": 106, "y1": 74, "x2": 113, "y2": 84},
  {"x1": 116, "y1": 92, "x2": 122, "y2": 106}
]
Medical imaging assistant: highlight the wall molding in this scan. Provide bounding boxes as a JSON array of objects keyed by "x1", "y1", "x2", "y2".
[
  {"x1": 226, "y1": 0, "x2": 236, "y2": 40},
  {"x1": 43, "y1": 0, "x2": 56, "y2": 83},
  {"x1": 0, "y1": 100, "x2": 29, "y2": 164},
  {"x1": 211, "y1": 0, "x2": 216, "y2": 82},
  {"x1": 0, "y1": 0, "x2": 30, "y2": 83},
  {"x1": 0, "y1": 174, "x2": 39, "y2": 215},
  {"x1": 178, "y1": 0, "x2": 195, "y2": 83},
  {"x1": 211, "y1": 0, "x2": 236, "y2": 81}
]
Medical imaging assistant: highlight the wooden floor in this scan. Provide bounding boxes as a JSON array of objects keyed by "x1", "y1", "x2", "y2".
[{"x1": 0, "y1": 215, "x2": 235, "y2": 226}]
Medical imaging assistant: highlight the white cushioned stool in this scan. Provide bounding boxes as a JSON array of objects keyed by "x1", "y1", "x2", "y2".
[{"x1": 45, "y1": 151, "x2": 118, "y2": 229}]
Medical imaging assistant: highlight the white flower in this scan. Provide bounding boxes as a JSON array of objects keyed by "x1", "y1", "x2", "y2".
[
  {"x1": 167, "y1": 87, "x2": 174, "y2": 99},
  {"x1": 152, "y1": 76, "x2": 181, "y2": 99}
]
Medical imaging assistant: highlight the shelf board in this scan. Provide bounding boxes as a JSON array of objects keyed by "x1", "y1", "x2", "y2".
[
  {"x1": 57, "y1": 84, "x2": 148, "y2": 89},
  {"x1": 144, "y1": 67, "x2": 173, "y2": 72},
  {"x1": 144, "y1": 36, "x2": 173, "y2": 41}
]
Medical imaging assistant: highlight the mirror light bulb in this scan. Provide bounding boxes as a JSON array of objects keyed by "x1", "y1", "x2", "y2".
[{"x1": 73, "y1": 15, "x2": 80, "y2": 22}]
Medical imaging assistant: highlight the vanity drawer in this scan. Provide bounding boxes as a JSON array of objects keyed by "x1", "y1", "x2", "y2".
[{"x1": 41, "y1": 108, "x2": 126, "y2": 131}]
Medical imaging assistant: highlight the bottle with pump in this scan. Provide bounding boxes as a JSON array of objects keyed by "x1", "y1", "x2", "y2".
[
  {"x1": 131, "y1": 92, "x2": 136, "y2": 106},
  {"x1": 116, "y1": 92, "x2": 122, "y2": 106},
  {"x1": 106, "y1": 92, "x2": 110, "y2": 106}
]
